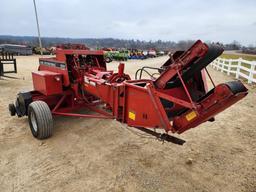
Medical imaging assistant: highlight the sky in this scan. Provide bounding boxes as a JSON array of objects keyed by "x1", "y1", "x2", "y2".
[{"x1": 0, "y1": 0, "x2": 256, "y2": 45}]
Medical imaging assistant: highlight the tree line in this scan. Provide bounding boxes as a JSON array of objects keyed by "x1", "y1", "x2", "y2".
[{"x1": 0, "y1": 35, "x2": 255, "y2": 53}]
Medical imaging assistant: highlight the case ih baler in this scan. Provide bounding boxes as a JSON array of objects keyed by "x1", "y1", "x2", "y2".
[{"x1": 9, "y1": 40, "x2": 248, "y2": 140}]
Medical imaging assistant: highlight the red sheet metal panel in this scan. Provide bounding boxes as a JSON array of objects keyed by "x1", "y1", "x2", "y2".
[{"x1": 32, "y1": 71, "x2": 63, "y2": 96}]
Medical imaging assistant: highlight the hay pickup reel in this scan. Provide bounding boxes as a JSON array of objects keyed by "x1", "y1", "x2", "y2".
[{"x1": 9, "y1": 40, "x2": 248, "y2": 140}]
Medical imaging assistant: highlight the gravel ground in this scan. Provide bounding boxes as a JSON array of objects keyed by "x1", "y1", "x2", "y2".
[{"x1": 0, "y1": 55, "x2": 255, "y2": 192}]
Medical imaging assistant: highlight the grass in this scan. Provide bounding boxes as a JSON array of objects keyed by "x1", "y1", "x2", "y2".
[{"x1": 220, "y1": 53, "x2": 256, "y2": 61}]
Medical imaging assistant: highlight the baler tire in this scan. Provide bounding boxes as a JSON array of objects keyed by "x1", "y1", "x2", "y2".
[
  {"x1": 28, "y1": 101, "x2": 53, "y2": 139},
  {"x1": 105, "y1": 57, "x2": 112, "y2": 63},
  {"x1": 9, "y1": 103, "x2": 16, "y2": 116}
]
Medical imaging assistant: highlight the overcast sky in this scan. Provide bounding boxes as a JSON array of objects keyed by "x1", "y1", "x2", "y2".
[{"x1": 1, "y1": 0, "x2": 255, "y2": 45}]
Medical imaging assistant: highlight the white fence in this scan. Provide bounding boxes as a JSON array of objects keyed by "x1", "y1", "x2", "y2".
[{"x1": 210, "y1": 58, "x2": 256, "y2": 84}]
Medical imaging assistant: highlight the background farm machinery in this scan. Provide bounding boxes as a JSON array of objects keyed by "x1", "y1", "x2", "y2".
[
  {"x1": 103, "y1": 48, "x2": 129, "y2": 62},
  {"x1": 33, "y1": 47, "x2": 52, "y2": 55},
  {"x1": 129, "y1": 49, "x2": 147, "y2": 60},
  {"x1": 103, "y1": 48, "x2": 166, "y2": 62},
  {"x1": 9, "y1": 40, "x2": 248, "y2": 140},
  {"x1": 33, "y1": 44, "x2": 89, "y2": 55}
]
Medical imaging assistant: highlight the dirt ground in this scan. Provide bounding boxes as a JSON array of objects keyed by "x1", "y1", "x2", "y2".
[{"x1": 0, "y1": 55, "x2": 255, "y2": 192}]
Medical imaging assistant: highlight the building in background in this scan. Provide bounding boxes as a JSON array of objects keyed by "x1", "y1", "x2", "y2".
[{"x1": 0, "y1": 44, "x2": 32, "y2": 55}]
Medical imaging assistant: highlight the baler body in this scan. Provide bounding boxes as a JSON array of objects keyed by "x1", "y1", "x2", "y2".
[{"x1": 10, "y1": 40, "x2": 248, "y2": 139}]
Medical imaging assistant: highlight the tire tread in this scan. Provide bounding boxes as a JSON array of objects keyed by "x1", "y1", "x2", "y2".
[{"x1": 28, "y1": 101, "x2": 53, "y2": 139}]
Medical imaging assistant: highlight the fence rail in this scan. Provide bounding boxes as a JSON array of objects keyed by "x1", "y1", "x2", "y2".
[{"x1": 210, "y1": 57, "x2": 256, "y2": 84}]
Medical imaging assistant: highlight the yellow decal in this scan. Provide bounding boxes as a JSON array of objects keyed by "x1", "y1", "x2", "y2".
[
  {"x1": 129, "y1": 111, "x2": 136, "y2": 121},
  {"x1": 186, "y1": 111, "x2": 197, "y2": 121}
]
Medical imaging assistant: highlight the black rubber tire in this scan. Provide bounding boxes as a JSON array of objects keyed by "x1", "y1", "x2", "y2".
[
  {"x1": 9, "y1": 103, "x2": 16, "y2": 116},
  {"x1": 225, "y1": 81, "x2": 247, "y2": 95},
  {"x1": 105, "y1": 57, "x2": 112, "y2": 63},
  {"x1": 28, "y1": 101, "x2": 53, "y2": 139}
]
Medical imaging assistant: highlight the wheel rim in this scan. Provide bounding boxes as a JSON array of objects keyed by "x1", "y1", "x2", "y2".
[{"x1": 30, "y1": 112, "x2": 38, "y2": 132}]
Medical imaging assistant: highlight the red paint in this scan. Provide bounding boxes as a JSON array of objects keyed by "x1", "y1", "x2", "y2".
[
  {"x1": 32, "y1": 71, "x2": 63, "y2": 96},
  {"x1": 28, "y1": 40, "x2": 248, "y2": 134}
]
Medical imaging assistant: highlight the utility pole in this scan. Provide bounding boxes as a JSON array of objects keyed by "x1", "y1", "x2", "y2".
[{"x1": 33, "y1": 0, "x2": 43, "y2": 55}]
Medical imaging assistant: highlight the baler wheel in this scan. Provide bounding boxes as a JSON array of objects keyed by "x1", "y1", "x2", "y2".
[
  {"x1": 105, "y1": 57, "x2": 112, "y2": 63},
  {"x1": 28, "y1": 101, "x2": 53, "y2": 139},
  {"x1": 9, "y1": 103, "x2": 16, "y2": 116}
]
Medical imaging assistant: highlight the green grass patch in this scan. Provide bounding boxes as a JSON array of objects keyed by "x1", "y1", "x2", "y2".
[{"x1": 220, "y1": 53, "x2": 256, "y2": 61}]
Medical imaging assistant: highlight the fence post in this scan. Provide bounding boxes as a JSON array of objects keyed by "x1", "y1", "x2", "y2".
[
  {"x1": 0, "y1": 60, "x2": 3, "y2": 76},
  {"x1": 216, "y1": 59, "x2": 219, "y2": 69},
  {"x1": 248, "y1": 61, "x2": 256, "y2": 84},
  {"x1": 212, "y1": 59, "x2": 215, "y2": 69},
  {"x1": 227, "y1": 59, "x2": 232, "y2": 75},
  {"x1": 14, "y1": 59, "x2": 17, "y2": 73},
  {"x1": 236, "y1": 58, "x2": 242, "y2": 79},
  {"x1": 221, "y1": 59, "x2": 224, "y2": 72},
  {"x1": 221, "y1": 59, "x2": 224, "y2": 71},
  {"x1": 217, "y1": 59, "x2": 221, "y2": 71}
]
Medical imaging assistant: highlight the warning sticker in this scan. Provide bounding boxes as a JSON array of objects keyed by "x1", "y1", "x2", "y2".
[
  {"x1": 129, "y1": 111, "x2": 136, "y2": 121},
  {"x1": 185, "y1": 111, "x2": 197, "y2": 121}
]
